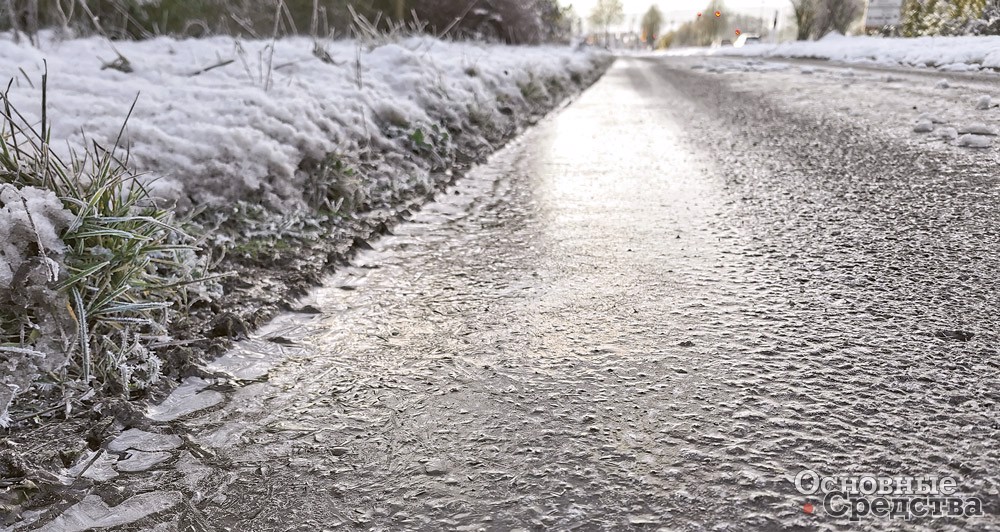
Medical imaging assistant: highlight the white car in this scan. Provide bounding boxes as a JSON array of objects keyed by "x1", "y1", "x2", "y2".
[{"x1": 733, "y1": 34, "x2": 761, "y2": 47}]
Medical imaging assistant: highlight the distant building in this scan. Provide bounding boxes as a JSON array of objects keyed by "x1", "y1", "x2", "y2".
[{"x1": 864, "y1": 0, "x2": 904, "y2": 30}]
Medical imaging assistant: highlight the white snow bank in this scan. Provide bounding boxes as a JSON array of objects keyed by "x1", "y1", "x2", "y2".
[
  {"x1": 0, "y1": 184, "x2": 73, "y2": 289},
  {"x1": 0, "y1": 183, "x2": 76, "y2": 427},
  {"x1": 688, "y1": 35, "x2": 1000, "y2": 71},
  {"x1": 1, "y1": 35, "x2": 607, "y2": 211}
]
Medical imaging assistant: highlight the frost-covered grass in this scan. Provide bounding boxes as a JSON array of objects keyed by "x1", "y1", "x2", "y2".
[
  {"x1": 0, "y1": 79, "x2": 210, "y2": 427},
  {"x1": 0, "y1": 33, "x2": 611, "y2": 426},
  {"x1": 703, "y1": 33, "x2": 1000, "y2": 70}
]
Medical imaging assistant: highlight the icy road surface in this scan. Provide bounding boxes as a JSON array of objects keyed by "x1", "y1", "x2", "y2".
[{"x1": 52, "y1": 56, "x2": 1000, "y2": 531}]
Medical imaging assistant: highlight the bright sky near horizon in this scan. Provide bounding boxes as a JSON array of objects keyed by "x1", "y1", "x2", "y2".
[{"x1": 561, "y1": 0, "x2": 792, "y2": 30}]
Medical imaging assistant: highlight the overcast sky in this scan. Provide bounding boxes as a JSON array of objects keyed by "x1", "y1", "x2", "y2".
[{"x1": 561, "y1": 0, "x2": 793, "y2": 31}]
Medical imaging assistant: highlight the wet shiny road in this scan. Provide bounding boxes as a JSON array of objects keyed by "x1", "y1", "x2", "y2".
[{"x1": 80, "y1": 57, "x2": 1000, "y2": 531}]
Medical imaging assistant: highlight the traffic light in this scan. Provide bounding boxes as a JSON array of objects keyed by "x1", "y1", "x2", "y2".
[
  {"x1": 697, "y1": 12, "x2": 702, "y2": 17},
  {"x1": 714, "y1": 10, "x2": 722, "y2": 17},
  {"x1": 735, "y1": 28, "x2": 741, "y2": 36}
]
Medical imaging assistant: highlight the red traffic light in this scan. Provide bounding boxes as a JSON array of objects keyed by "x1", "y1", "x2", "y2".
[
  {"x1": 735, "y1": 29, "x2": 741, "y2": 36},
  {"x1": 697, "y1": 12, "x2": 702, "y2": 17},
  {"x1": 714, "y1": 10, "x2": 722, "y2": 17}
]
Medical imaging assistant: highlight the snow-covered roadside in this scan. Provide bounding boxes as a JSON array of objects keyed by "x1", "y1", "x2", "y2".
[
  {"x1": 674, "y1": 51, "x2": 1000, "y2": 157},
  {"x1": 3, "y1": 35, "x2": 608, "y2": 211},
  {"x1": 666, "y1": 33, "x2": 1000, "y2": 71},
  {"x1": 0, "y1": 34, "x2": 612, "y2": 428}
]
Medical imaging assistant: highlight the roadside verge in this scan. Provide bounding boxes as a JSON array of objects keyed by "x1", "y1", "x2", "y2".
[{"x1": 0, "y1": 36, "x2": 613, "y2": 521}]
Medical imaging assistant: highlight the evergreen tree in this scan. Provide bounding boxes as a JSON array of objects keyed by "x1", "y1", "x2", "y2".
[
  {"x1": 899, "y1": 0, "x2": 991, "y2": 35},
  {"x1": 640, "y1": 5, "x2": 662, "y2": 45},
  {"x1": 901, "y1": 0, "x2": 922, "y2": 35},
  {"x1": 974, "y1": 0, "x2": 1000, "y2": 33}
]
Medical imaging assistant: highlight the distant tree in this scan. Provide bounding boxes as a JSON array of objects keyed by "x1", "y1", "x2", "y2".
[
  {"x1": 704, "y1": 0, "x2": 727, "y2": 39},
  {"x1": 900, "y1": 0, "x2": 922, "y2": 34},
  {"x1": 900, "y1": 0, "x2": 990, "y2": 35},
  {"x1": 791, "y1": 0, "x2": 861, "y2": 39},
  {"x1": 827, "y1": 0, "x2": 863, "y2": 33},
  {"x1": 941, "y1": 0, "x2": 987, "y2": 33},
  {"x1": 589, "y1": 0, "x2": 624, "y2": 45},
  {"x1": 918, "y1": 0, "x2": 946, "y2": 33},
  {"x1": 640, "y1": 5, "x2": 663, "y2": 45},
  {"x1": 791, "y1": 0, "x2": 816, "y2": 38},
  {"x1": 539, "y1": 2, "x2": 577, "y2": 42},
  {"x1": 971, "y1": 0, "x2": 1000, "y2": 33}
]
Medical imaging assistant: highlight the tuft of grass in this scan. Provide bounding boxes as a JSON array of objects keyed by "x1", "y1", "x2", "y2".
[
  {"x1": 300, "y1": 154, "x2": 366, "y2": 213},
  {"x1": 348, "y1": 4, "x2": 428, "y2": 49},
  {"x1": 403, "y1": 124, "x2": 452, "y2": 170},
  {"x1": 518, "y1": 72, "x2": 548, "y2": 104},
  {"x1": 0, "y1": 71, "x2": 202, "y2": 395}
]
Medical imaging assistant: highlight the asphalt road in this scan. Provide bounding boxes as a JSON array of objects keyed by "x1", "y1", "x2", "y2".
[{"x1": 43, "y1": 55, "x2": 1000, "y2": 531}]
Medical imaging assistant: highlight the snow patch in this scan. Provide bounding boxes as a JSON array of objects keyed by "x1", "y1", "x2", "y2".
[
  {"x1": 917, "y1": 113, "x2": 945, "y2": 124},
  {"x1": 698, "y1": 35, "x2": 1000, "y2": 72},
  {"x1": 937, "y1": 127, "x2": 959, "y2": 140},
  {"x1": 957, "y1": 134, "x2": 994, "y2": 148},
  {"x1": 0, "y1": 35, "x2": 607, "y2": 213},
  {"x1": 0, "y1": 185, "x2": 73, "y2": 290},
  {"x1": 959, "y1": 123, "x2": 998, "y2": 135}
]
